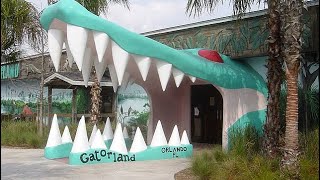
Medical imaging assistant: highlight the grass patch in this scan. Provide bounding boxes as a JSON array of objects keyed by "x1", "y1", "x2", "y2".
[
  {"x1": 1, "y1": 121, "x2": 48, "y2": 148},
  {"x1": 1, "y1": 120, "x2": 114, "y2": 149},
  {"x1": 192, "y1": 126, "x2": 319, "y2": 180}
]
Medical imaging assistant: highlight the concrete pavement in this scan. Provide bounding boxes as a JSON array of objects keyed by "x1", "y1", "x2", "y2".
[{"x1": 1, "y1": 148, "x2": 191, "y2": 180}]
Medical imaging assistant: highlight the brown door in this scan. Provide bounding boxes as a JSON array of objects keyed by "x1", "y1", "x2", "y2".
[{"x1": 191, "y1": 85, "x2": 223, "y2": 144}]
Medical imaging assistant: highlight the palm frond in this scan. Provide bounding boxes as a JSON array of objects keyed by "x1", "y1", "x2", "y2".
[
  {"x1": 1, "y1": 0, "x2": 43, "y2": 61},
  {"x1": 76, "y1": 0, "x2": 129, "y2": 16},
  {"x1": 186, "y1": 0, "x2": 261, "y2": 17}
]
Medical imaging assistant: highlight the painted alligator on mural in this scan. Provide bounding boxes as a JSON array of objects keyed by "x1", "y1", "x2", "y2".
[{"x1": 40, "y1": 0, "x2": 267, "y2": 164}]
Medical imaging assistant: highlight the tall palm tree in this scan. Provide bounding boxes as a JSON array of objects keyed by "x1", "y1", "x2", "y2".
[
  {"x1": 263, "y1": 0, "x2": 283, "y2": 158},
  {"x1": 280, "y1": 0, "x2": 303, "y2": 176},
  {"x1": 1, "y1": 0, "x2": 42, "y2": 62},
  {"x1": 186, "y1": 0, "x2": 283, "y2": 157},
  {"x1": 48, "y1": 0, "x2": 129, "y2": 124}
]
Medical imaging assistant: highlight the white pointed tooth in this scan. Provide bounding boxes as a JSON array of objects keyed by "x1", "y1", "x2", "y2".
[
  {"x1": 130, "y1": 127, "x2": 147, "y2": 153},
  {"x1": 48, "y1": 29, "x2": 64, "y2": 72},
  {"x1": 61, "y1": 126, "x2": 73, "y2": 144},
  {"x1": 111, "y1": 42, "x2": 130, "y2": 85},
  {"x1": 88, "y1": 124, "x2": 98, "y2": 146},
  {"x1": 46, "y1": 114, "x2": 62, "y2": 147},
  {"x1": 71, "y1": 116, "x2": 90, "y2": 153},
  {"x1": 81, "y1": 48, "x2": 93, "y2": 87},
  {"x1": 67, "y1": 24, "x2": 88, "y2": 71},
  {"x1": 103, "y1": 117, "x2": 114, "y2": 140},
  {"x1": 65, "y1": 40, "x2": 74, "y2": 68},
  {"x1": 172, "y1": 68, "x2": 184, "y2": 88},
  {"x1": 93, "y1": 31, "x2": 110, "y2": 63},
  {"x1": 150, "y1": 120, "x2": 167, "y2": 147},
  {"x1": 108, "y1": 64, "x2": 118, "y2": 92},
  {"x1": 156, "y1": 60, "x2": 172, "y2": 91},
  {"x1": 181, "y1": 130, "x2": 190, "y2": 145},
  {"x1": 94, "y1": 56, "x2": 108, "y2": 82},
  {"x1": 120, "y1": 72, "x2": 130, "y2": 91},
  {"x1": 168, "y1": 125, "x2": 181, "y2": 146},
  {"x1": 123, "y1": 126, "x2": 129, "y2": 139},
  {"x1": 132, "y1": 55, "x2": 151, "y2": 81},
  {"x1": 110, "y1": 123, "x2": 128, "y2": 154},
  {"x1": 188, "y1": 75, "x2": 196, "y2": 83},
  {"x1": 91, "y1": 129, "x2": 107, "y2": 149}
]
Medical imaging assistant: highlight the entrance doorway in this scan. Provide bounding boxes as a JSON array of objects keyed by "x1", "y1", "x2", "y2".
[{"x1": 191, "y1": 84, "x2": 223, "y2": 144}]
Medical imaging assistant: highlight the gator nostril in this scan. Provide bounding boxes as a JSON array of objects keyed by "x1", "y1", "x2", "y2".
[{"x1": 198, "y1": 49, "x2": 224, "y2": 63}]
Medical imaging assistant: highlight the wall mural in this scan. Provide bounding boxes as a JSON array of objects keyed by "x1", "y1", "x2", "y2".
[
  {"x1": 117, "y1": 84, "x2": 150, "y2": 141},
  {"x1": 1, "y1": 79, "x2": 74, "y2": 123},
  {"x1": 150, "y1": 9, "x2": 316, "y2": 58}
]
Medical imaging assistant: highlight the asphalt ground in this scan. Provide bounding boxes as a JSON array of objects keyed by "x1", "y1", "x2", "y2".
[{"x1": 1, "y1": 147, "x2": 191, "y2": 180}]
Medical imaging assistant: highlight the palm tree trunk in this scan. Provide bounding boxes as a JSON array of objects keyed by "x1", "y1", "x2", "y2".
[
  {"x1": 281, "y1": 0, "x2": 303, "y2": 176},
  {"x1": 90, "y1": 70, "x2": 102, "y2": 124},
  {"x1": 38, "y1": 29, "x2": 45, "y2": 136},
  {"x1": 263, "y1": 0, "x2": 283, "y2": 158}
]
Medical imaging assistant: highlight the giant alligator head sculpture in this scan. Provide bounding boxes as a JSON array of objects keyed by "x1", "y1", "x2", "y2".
[{"x1": 40, "y1": 0, "x2": 267, "y2": 164}]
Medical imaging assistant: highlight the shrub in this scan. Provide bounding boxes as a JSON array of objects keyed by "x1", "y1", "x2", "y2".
[{"x1": 228, "y1": 125, "x2": 261, "y2": 158}]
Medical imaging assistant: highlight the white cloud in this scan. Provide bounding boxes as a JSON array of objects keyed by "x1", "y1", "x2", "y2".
[
  {"x1": 22, "y1": 0, "x2": 265, "y2": 56},
  {"x1": 106, "y1": 0, "x2": 232, "y2": 33}
]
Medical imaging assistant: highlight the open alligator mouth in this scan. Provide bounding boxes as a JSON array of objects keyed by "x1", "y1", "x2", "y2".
[{"x1": 40, "y1": 0, "x2": 268, "y2": 153}]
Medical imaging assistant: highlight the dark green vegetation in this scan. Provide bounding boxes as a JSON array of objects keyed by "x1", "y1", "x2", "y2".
[
  {"x1": 127, "y1": 110, "x2": 150, "y2": 140},
  {"x1": 192, "y1": 126, "x2": 319, "y2": 180},
  {"x1": 1, "y1": 120, "x2": 107, "y2": 148}
]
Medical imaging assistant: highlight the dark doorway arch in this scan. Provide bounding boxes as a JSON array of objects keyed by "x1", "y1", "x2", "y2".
[{"x1": 191, "y1": 84, "x2": 223, "y2": 144}]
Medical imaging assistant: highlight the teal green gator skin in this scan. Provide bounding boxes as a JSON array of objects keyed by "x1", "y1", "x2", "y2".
[
  {"x1": 44, "y1": 143, "x2": 73, "y2": 159},
  {"x1": 69, "y1": 145, "x2": 193, "y2": 165},
  {"x1": 40, "y1": 0, "x2": 267, "y2": 149}
]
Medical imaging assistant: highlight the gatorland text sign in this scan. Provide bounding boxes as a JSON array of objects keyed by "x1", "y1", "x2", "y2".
[{"x1": 69, "y1": 145, "x2": 193, "y2": 165}]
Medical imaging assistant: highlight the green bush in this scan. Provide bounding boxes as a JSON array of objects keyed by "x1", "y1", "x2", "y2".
[
  {"x1": 228, "y1": 125, "x2": 261, "y2": 158},
  {"x1": 192, "y1": 150, "x2": 216, "y2": 180},
  {"x1": 192, "y1": 126, "x2": 319, "y2": 180}
]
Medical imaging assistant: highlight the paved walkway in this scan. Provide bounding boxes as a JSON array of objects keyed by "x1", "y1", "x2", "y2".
[{"x1": 1, "y1": 148, "x2": 191, "y2": 180}]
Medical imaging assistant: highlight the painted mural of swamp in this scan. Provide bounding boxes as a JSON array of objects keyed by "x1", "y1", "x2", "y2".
[
  {"x1": 1, "y1": 79, "x2": 89, "y2": 124},
  {"x1": 1, "y1": 78, "x2": 150, "y2": 134},
  {"x1": 117, "y1": 83, "x2": 150, "y2": 140}
]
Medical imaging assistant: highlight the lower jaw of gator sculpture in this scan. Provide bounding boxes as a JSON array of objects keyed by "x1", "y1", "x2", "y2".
[{"x1": 44, "y1": 114, "x2": 193, "y2": 165}]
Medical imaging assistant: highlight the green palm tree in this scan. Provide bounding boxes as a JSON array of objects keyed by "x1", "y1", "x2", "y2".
[
  {"x1": 1, "y1": 0, "x2": 42, "y2": 62},
  {"x1": 186, "y1": 0, "x2": 283, "y2": 158},
  {"x1": 48, "y1": 0, "x2": 129, "y2": 124},
  {"x1": 280, "y1": 0, "x2": 303, "y2": 176}
]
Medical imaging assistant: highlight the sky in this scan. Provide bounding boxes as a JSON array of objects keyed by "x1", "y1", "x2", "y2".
[{"x1": 23, "y1": 0, "x2": 266, "y2": 56}]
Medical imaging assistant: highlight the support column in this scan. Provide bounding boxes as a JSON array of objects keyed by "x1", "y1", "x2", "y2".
[
  {"x1": 48, "y1": 86, "x2": 52, "y2": 126},
  {"x1": 72, "y1": 87, "x2": 77, "y2": 124},
  {"x1": 112, "y1": 90, "x2": 118, "y2": 122}
]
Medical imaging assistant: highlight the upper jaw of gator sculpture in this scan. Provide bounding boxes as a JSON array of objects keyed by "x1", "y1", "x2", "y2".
[{"x1": 40, "y1": 0, "x2": 267, "y2": 96}]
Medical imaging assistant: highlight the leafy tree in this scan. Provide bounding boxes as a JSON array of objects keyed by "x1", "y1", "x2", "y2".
[{"x1": 1, "y1": 0, "x2": 42, "y2": 63}]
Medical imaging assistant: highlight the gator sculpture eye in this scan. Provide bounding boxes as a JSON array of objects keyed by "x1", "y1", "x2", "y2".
[{"x1": 198, "y1": 49, "x2": 224, "y2": 63}]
